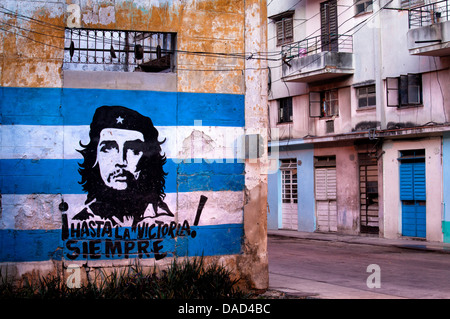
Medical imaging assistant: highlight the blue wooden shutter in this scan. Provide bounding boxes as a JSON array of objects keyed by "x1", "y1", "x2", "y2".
[
  {"x1": 400, "y1": 160, "x2": 426, "y2": 238},
  {"x1": 413, "y1": 162, "x2": 426, "y2": 200},
  {"x1": 400, "y1": 162, "x2": 425, "y2": 201},
  {"x1": 400, "y1": 163, "x2": 414, "y2": 200}
]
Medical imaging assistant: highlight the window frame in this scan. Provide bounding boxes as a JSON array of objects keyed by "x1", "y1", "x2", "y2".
[
  {"x1": 309, "y1": 89, "x2": 339, "y2": 118},
  {"x1": 356, "y1": 84, "x2": 376, "y2": 109},
  {"x1": 386, "y1": 73, "x2": 423, "y2": 108},
  {"x1": 278, "y1": 97, "x2": 293, "y2": 124},
  {"x1": 354, "y1": 0, "x2": 373, "y2": 16},
  {"x1": 275, "y1": 15, "x2": 294, "y2": 47},
  {"x1": 280, "y1": 159, "x2": 298, "y2": 204},
  {"x1": 63, "y1": 28, "x2": 176, "y2": 73}
]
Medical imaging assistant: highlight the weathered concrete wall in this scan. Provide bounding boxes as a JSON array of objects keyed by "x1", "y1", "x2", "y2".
[
  {"x1": 0, "y1": 0, "x2": 268, "y2": 291},
  {"x1": 241, "y1": 0, "x2": 269, "y2": 290},
  {"x1": 1, "y1": 0, "x2": 246, "y2": 93}
]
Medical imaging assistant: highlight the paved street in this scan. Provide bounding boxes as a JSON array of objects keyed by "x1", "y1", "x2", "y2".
[{"x1": 268, "y1": 234, "x2": 450, "y2": 299}]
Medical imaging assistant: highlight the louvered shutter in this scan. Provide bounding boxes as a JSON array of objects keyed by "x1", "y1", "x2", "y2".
[
  {"x1": 400, "y1": 163, "x2": 414, "y2": 200},
  {"x1": 276, "y1": 18, "x2": 294, "y2": 46},
  {"x1": 315, "y1": 167, "x2": 337, "y2": 200},
  {"x1": 284, "y1": 18, "x2": 294, "y2": 43},
  {"x1": 326, "y1": 168, "x2": 337, "y2": 199},
  {"x1": 320, "y1": 3, "x2": 327, "y2": 40},
  {"x1": 276, "y1": 21, "x2": 284, "y2": 45},
  {"x1": 320, "y1": 0, "x2": 338, "y2": 52},
  {"x1": 400, "y1": 159, "x2": 426, "y2": 238},
  {"x1": 328, "y1": 0, "x2": 339, "y2": 51},
  {"x1": 315, "y1": 167, "x2": 338, "y2": 232},
  {"x1": 413, "y1": 162, "x2": 426, "y2": 200},
  {"x1": 400, "y1": 162, "x2": 426, "y2": 201},
  {"x1": 276, "y1": 20, "x2": 284, "y2": 46},
  {"x1": 315, "y1": 168, "x2": 328, "y2": 200}
]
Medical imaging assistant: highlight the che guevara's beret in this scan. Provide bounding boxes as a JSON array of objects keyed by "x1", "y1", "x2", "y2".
[{"x1": 88, "y1": 105, "x2": 159, "y2": 142}]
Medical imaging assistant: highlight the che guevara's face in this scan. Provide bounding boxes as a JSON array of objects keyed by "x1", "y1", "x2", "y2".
[{"x1": 96, "y1": 128, "x2": 145, "y2": 190}]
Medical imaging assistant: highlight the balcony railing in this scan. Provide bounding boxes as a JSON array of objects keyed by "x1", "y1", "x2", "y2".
[
  {"x1": 409, "y1": 0, "x2": 449, "y2": 29},
  {"x1": 281, "y1": 34, "x2": 353, "y2": 60}
]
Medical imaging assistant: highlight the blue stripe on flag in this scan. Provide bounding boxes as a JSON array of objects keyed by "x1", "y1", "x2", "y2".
[
  {"x1": 0, "y1": 224, "x2": 243, "y2": 262},
  {"x1": 1, "y1": 87, "x2": 245, "y2": 127},
  {"x1": 0, "y1": 159, "x2": 245, "y2": 194}
]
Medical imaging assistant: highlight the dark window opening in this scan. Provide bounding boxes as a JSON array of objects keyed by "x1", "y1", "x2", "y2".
[
  {"x1": 326, "y1": 120, "x2": 335, "y2": 133},
  {"x1": 309, "y1": 89, "x2": 339, "y2": 118},
  {"x1": 398, "y1": 149, "x2": 426, "y2": 163},
  {"x1": 387, "y1": 74, "x2": 422, "y2": 107},
  {"x1": 355, "y1": 0, "x2": 373, "y2": 15},
  {"x1": 278, "y1": 97, "x2": 293, "y2": 123},
  {"x1": 314, "y1": 155, "x2": 337, "y2": 167}
]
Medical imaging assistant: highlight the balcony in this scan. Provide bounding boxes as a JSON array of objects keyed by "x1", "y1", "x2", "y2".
[
  {"x1": 281, "y1": 34, "x2": 354, "y2": 83},
  {"x1": 407, "y1": 0, "x2": 450, "y2": 56}
]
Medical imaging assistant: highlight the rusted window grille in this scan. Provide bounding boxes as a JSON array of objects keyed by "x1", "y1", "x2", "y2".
[{"x1": 63, "y1": 28, "x2": 176, "y2": 72}]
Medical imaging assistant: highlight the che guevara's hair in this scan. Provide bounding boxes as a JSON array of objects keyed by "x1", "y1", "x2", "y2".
[{"x1": 77, "y1": 106, "x2": 167, "y2": 206}]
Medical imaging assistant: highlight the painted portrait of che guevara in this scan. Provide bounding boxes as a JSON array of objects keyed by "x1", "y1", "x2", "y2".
[{"x1": 73, "y1": 105, "x2": 173, "y2": 227}]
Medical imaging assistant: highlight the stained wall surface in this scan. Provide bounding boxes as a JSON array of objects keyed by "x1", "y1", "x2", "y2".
[{"x1": 0, "y1": 0, "x2": 268, "y2": 290}]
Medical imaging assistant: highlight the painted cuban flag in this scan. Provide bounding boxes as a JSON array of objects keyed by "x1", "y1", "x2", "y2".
[{"x1": 0, "y1": 87, "x2": 246, "y2": 262}]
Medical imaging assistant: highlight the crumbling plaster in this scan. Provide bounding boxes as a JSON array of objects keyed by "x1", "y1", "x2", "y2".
[{"x1": 1, "y1": 0, "x2": 269, "y2": 291}]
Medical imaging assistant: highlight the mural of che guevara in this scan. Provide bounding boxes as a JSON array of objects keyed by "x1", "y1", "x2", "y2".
[{"x1": 73, "y1": 105, "x2": 173, "y2": 228}]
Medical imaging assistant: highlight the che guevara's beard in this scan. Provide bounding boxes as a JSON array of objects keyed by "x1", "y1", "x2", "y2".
[{"x1": 92, "y1": 170, "x2": 154, "y2": 223}]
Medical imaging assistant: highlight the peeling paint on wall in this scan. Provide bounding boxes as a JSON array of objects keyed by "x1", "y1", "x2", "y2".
[{"x1": 0, "y1": 0, "x2": 269, "y2": 291}]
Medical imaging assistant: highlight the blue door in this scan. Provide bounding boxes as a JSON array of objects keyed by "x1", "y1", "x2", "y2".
[
  {"x1": 400, "y1": 159, "x2": 426, "y2": 238},
  {"x1": 402, "y1": 201, "x2": 426, "y2": 238}
]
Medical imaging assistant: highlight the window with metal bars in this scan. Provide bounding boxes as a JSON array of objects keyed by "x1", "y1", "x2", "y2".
[
  {"x1": 63, "y1": 28, "x2": 176, "y2": 73},
  {"x1": 280, "y1": 159, "x2": 298, "y2": 204}
]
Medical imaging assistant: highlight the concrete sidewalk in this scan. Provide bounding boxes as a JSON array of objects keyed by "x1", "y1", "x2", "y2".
[
  {"x1": 267, "y1": 229, "x2": 450, "y2": 299},
  {"x1": 268, "y1": 229, "x2": 450, "y2": 254}
]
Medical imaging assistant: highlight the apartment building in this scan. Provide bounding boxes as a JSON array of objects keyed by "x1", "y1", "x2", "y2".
[{"x1": 267, "y1": 0, "x2": 450, "y2": 242}]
